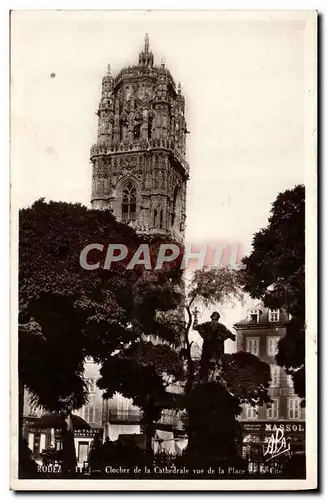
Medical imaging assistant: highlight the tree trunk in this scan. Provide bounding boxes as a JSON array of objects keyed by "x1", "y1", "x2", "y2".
[
  {"x1": 143, "y1": 400, "x2": 154, "y2": 463},
  {"x1": 18, "y1": 379, "x2": 26, "y2": 477},
  {"x1": 145, "y1": 422, "x2": 154, "y2": 458},
  {"x1": 62, "y1": 412, "x2": 77, "y2": 478},
  {"x1": 184, "y1": 304, "x2": 195, "y2": 456},
  {"x1": 19, "y1": 379, "x2": 25, "y2": 441},
  {"x1": 185, "y1": 305, "x2": 195, "y2": 395}
]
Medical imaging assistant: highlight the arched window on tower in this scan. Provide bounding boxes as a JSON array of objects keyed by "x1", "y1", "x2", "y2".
[
  {"x1": 153, "y1": 209, "x2": 158, "y2": 228},
  {"x1": 133, "y1": 123, "x2": 141, "y2": 140},
  {"x1": 121, "y1": 182, "x2": 137, "y2": 222},
  {"x1": 160, "y1": 209, "x2": 163, "y2": 229},
  {"x1": 172, "y1": 186, "x2": 180, "y2": 229},
  {"x1": 148, "y1": 116, "x2": 153, "y2": 139},
  {"x1": 120, "y1": 117, "x2": 128, "y2": 142}
]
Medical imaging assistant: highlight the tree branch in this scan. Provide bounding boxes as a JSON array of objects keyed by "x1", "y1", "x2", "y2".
[{"x1": 185, "y1": 302, "x2": 195, "y2": 395}]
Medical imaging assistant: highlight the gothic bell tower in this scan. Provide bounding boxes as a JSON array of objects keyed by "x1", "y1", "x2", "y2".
[{"x1": 90, "y1": 35, "x2": 189, "y2": 243}]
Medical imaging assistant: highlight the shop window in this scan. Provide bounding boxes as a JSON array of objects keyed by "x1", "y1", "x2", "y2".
[
  {"x1": 78, "y1": 441, "x2": 89, "y2": 464},
  {"x1": 39, "y1": 433, "x2": 46, "y2": 453},
  {"x1": 28, "y1": 433, "x2": 34, "y2": 452},
  {"x1": 33, "y1": 434, "x2": 40, "y2": 455},
  {"x1": 55, "y1": 439, "x2": 62, "y2": 451}
]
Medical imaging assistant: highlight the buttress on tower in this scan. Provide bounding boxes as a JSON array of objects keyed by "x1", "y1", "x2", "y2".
[{"x1": 90, "y1": 34, "x2": 189, "y2": 243}]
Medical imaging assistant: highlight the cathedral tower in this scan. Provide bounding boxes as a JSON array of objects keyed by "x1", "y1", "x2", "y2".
[{"x1": 90, "y1": 35, "x2": 189, "y2": 243}]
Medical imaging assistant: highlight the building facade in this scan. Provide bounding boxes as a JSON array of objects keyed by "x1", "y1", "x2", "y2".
[
  {"x1": 234, "y1": 304, "x2": 305, "y2": 464},
  {"x1": 23, "y1": 362, "x2": 104, "y2": 466}
]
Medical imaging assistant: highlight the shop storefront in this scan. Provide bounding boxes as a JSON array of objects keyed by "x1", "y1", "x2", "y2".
[
  {"x1": 241, "y1": 421, "x2": 305, "y2": 471},
  {"x1": 74, "y1": 428, "x2": 103, "y2": 467},
  {"x1": 25, "y1": 423, "x2": 103, "y2": 467}
]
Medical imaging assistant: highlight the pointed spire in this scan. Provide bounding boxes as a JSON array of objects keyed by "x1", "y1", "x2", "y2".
[
  {"x1": 106, "y1": 64, "x2": 111, "y2": 76},
  {"x1": 178, "y1": 82, "x2": 182, "y2": 94},
  {"x1": 144, "y1": 33, "x2": 149, "y2": 52},
  {"x1": 139, "y1": 33, "x2": 153, "y2": 67},
  {"x1": 161, "y1": 56, "x2": 165, "y2": 68}
]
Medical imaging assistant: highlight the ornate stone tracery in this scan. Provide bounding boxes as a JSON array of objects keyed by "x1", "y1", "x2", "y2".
[{"x1": 90, "y1": 35, "x2": 189, "y2": 241}]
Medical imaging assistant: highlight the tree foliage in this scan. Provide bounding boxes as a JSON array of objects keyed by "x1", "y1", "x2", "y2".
[
  {"x1": 19, "y1": 199, "x2": 135, "y2": 413},
  {"x1": 19, "y1": 199, "x2": 182, "y2": 418},
  {"x1": 188, "y1": 266, "x2": 243, "y2": 307},
  {"x1": 186, "y1": 382, "x2": 243, "y2": 467},
  {"x1": 241, "y1": 185, "x2": 305, "y2": 397},
  {"x1": 221, "y1": 352, "x2": 271, "y2": 406}
]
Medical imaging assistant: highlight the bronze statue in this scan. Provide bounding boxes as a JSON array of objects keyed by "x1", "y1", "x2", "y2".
[{"x1": 193, "y1": 311, "x2": 236, "y2": 381}]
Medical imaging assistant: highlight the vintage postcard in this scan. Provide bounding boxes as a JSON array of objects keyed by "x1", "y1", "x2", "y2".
[{"x1": 10, "y1": 10, "x2": 317, "y2": 490}]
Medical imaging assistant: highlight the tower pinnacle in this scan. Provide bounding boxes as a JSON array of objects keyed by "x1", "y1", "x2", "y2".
[
  {"x1": 139, "y1": 34, "x2": 153, "y2": 67},
  {"x1": 144, "y1": 33, "x2": 149, "y2": 52}
]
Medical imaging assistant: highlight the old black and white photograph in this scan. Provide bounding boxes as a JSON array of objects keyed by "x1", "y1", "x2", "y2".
[{"x1": 10, "y1": 10, "x2": 317, "y2": 490}]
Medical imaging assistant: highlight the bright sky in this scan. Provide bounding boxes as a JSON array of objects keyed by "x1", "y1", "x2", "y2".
[{"x1": 11, "y1": 10, "x2": 312, "y2": 341}]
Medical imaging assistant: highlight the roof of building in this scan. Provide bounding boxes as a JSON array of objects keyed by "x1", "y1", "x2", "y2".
[{"x1": 234, "y1": 303, "x2": 289, "y2": 328}]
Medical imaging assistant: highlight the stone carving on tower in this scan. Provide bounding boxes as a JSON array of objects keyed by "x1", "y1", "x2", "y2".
[{"x1": 90, "y1": 34, "x2": 189, "y2": 243}]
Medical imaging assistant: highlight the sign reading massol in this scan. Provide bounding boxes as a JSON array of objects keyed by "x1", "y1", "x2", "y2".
[{"x1": 243, "y1": 422, "x2": 305, "y2": 434}]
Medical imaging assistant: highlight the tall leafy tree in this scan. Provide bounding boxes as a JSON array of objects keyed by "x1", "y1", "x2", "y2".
[
  {"x1": 241, "y1": 185, "x2": 305, "y2": 397},
  {"x1": 19, "y1": 199, "x2": 145, "y2": 474},
  {"x1": 19, "y1": 199, "x2": 139, "y2": 416},
  {"x1": 19, "y1": 199, "x2": 184, "y2": 467}
]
